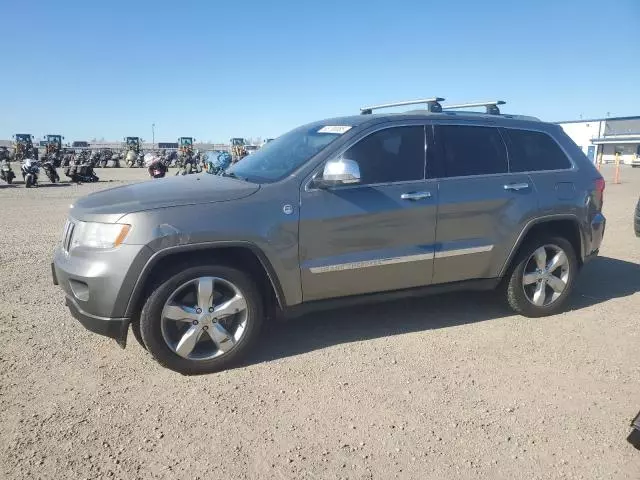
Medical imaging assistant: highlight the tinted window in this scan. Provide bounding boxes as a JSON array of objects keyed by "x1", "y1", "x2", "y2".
[
  {"x1": 436, "y1": 125, "x2": 508, "y2": 177},
  {"x1": 505, "y1": 129, "x2": 572, "y2": 172},
  {"x1": 343, "y1": 126, "x2": 424, "y2": 185}
]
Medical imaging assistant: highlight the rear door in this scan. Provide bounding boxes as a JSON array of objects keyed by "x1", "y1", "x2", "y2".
[
  {"x1": 298, "y1": 124, "x2": 438, "y2": 301},
  {"x1": 431, "y1": 123, "x2": 538, "y2": 284}
]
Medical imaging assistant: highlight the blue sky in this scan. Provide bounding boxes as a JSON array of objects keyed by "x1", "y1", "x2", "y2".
[{"x1": 1, "y1": 0, "x2": 639, "y2": 143}]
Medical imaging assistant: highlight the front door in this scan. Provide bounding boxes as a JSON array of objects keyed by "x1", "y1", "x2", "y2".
[
  {"x1": 430, "y1": 124, "x2": 538, "y2": 284},
  {"x1": 299, "y1": 125, "x2": 438, "y2": 301}
]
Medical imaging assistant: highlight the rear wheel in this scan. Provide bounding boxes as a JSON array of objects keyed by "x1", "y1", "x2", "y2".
[
  {"x1": 506, "y1": 235, "x2": 578, "y2": 317},
  {"x1": 140, "y1": 264, "x2": 263, "y2": 374}
]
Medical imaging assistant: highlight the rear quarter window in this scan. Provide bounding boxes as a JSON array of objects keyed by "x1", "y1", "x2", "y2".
[{"x1": 504, "y1": 129, "x2": 572, "y2": 172}]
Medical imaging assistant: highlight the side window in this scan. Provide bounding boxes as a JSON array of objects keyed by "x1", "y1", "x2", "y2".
[
  {"x1": 435, "y1": 125, "x2": 508, "y2": 177},
  {"x1": 504, "y1": 129, "x2": 572, "y2": 172},
  {"x1": 343, "y1": 126, "x2": 425, "y2": 185}
]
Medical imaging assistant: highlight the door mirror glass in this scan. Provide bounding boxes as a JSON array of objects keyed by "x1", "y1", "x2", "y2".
[{"x1": 317, "y1": 158, "x2": 361, "y2": 187}]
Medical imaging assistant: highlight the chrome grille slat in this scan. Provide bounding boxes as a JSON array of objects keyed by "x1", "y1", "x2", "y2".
[{"x1": 61, "y1": 219, "x2": 75, "y2": 253}]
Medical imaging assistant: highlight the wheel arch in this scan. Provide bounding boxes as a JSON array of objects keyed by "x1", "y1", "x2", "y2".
[
  {"x1": 498, "y1": 215, "x2": 584, "y2": 278},
  {"x1": 124, "y1": 242, "x2": 286, "y2": 318}
]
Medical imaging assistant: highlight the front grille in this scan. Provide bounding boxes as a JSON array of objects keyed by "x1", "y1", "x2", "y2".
[{"x1": 61, "y1": 219, "x2": 75, "y2": 253}]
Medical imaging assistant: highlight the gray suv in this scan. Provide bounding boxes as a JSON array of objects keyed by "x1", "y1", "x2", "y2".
[{"x1": 52, "y1": 98, "x2": 606, "y2": 374}]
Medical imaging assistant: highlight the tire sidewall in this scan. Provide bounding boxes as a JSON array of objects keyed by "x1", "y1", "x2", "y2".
[
  {"x1": 508, "y1": 236, "x2": 578, "y2": 317},
  {"x1": 140, "y1": 265, "x2": 263, "y2": 374}
]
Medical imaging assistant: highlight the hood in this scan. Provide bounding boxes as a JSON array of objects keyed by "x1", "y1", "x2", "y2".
[{"x1": 71, "y1": 174, "x2": 260, "y2": 222}]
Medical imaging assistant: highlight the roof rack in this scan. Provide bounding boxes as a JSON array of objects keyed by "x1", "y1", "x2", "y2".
[
  {"x1": 442, "y1": 100, "x2": 506, "y2": 115},
  {"x1": 360, "y1": 97, "x2": 445, "y2": 115}
]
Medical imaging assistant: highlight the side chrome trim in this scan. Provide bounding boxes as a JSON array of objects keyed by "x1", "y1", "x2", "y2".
[
  {"x1": 434, "y1": 245, "x2": 493, "y2": 259},
  {"x1": 309, "y1": 252, "x2": 433, "y2": 274}
]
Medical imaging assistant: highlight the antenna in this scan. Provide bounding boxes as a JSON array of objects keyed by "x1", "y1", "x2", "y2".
[
  {"x1": 360, "y1": 97, "x2": 445, "y2": 115},
  {"x1": 443, "y1": 100, "x2": 506, "y2": 115}
]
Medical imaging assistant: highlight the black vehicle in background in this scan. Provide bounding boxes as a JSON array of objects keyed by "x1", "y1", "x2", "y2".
[
  {"x1": 628, "y1": 411, "x2": 640, "y2": 449},
  {"x1": 634, "y1": 197, "x2": 640, "y2": 237}
]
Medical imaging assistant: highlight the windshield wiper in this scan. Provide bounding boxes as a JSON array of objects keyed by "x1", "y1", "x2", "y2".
[{"x1": 221, "y1": 171, "x2": 249, "y2": 182}]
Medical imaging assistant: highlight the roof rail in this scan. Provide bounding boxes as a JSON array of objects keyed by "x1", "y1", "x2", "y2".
[
  {"x1": 360, "y1": 97, "x2": 445, "y2": 115},
  {"x1": 443, "y1": 100, "x2": 506, "y2": 115}
]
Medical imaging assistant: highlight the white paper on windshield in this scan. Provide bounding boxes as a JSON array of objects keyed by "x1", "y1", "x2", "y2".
[{"x1": 318, "y1": 125, "x2": 352, "y2": 134}]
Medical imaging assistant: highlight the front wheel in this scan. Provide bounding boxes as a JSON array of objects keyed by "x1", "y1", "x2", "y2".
[
  {"x1": 25, "y1": 174, "x2": 34, "y2": 188},
  {"x1": 139, "y1": 264, "x2": 264, "y2": 374},
  {"x1": 506, "y1": 236, "x2": 578, "y2": 317}
]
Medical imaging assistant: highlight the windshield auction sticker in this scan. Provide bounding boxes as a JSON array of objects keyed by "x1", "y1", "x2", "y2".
[{"x1": 318, "y1": 126, "x2": 352, "y2": 134}]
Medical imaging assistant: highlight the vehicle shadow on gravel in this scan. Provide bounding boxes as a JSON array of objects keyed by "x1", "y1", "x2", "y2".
[
  {"x1": 3, "y1": 182, "x2": 73, "y2": 188},
  {"x1": 246, "y1": 256, "x2": 640, "y2": 366},
  {"x1": 570, "y1": 256, "x2": 640, "y2": 308}
]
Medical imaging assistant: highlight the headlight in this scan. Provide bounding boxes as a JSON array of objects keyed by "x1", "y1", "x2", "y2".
[{"x1": 71, "y1": 221, "x2": 131, "y2": 250}]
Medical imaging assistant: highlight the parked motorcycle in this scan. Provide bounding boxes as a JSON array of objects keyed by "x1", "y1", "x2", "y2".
[
  {"x1": 205, "y1": 151, "x2": 232, "y2": 175},
  {"x1": 89, "y1": 150, "x2": 101, "y2": 167},
  {"x1": 145, "y1": 154, "x2": 167, "y2": 179},
  {"x1": 109, "y1": 152, "x2": 122, "y2": 168},
  {"x1": 1, "y1": 159, "x2": 15, "y2": 184},
  {"x1": 65, "y1": 161, "x2": 99, "y2": 183},
  {"x1": 21, "y1": 159, "x2": 40, "y2": 188},
  {"x1": 41, "y1": 157, "x2": 60, "y2": 183},
  {"x1": 175, "y1": 156, "x2": 201, "y2": 176}
]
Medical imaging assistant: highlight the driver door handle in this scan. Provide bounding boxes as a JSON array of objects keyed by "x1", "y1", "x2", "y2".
[
  {"x1": 503, "y1": 182, "x2": 529, "y2": 191},
  {"x1": 401, "y1": 191, "x2": 431, "y2": 201}
]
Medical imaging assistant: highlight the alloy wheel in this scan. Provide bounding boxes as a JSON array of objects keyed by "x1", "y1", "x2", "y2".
[
  {"x1": 522, "y1": 244, "x2": 570, "y2": 307},
  {"x1": 160, "y1": 277, "x2": 248, "y2": 360}
]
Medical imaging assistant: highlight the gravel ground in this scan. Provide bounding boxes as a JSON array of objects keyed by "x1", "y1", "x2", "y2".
[{"x1": 1, "y1": 166, "x2": 639, "y2": 479}]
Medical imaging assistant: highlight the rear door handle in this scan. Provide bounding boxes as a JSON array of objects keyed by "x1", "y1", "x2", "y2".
[
  {"x1": 503, "y1": 182, "x2": 529, "y2": 191},
  {"x1": 401, "y1": 191, "x2": 431, "y2": 201}
]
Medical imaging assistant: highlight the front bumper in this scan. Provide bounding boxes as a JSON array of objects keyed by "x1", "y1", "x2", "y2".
[
  {"x1": 65, "y1": 295, "x2": 130, "y2": 347},
  {"x1": 52, "y1": 242, "x2": 154, "y2": 345}
]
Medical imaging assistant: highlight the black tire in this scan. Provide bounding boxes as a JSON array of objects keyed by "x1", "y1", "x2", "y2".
[
  {"x1": 6, "y1": 175, "x2": 12, "y2": 185},
  {"x1": 185, "y1": 163, "x2": 192, "y2": 175},
  {"x1": 25, "y1": 174, "x2": 33, "y2": 188},
  {"x1": 130, "y1": 320, "x2": 146, "y2": 350},
  {"x1": 505, "y1": 235, "x2": 578, "y2": 317},
  {"x1": 139, "y1": 264, "x2": 264, "y2": 374}
]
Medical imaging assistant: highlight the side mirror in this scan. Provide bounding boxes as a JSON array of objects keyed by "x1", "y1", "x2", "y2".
[{"x1": 315, "y1": 158, "x2": 361, "y2": 188}]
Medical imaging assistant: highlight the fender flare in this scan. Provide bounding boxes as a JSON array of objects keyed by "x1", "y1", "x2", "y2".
[
  {"x1": 497, "y1": 214, "x2": 584, "y2": 278},
  {"x1": 124, "y1": 241, "x2": 287, "y2": 317}
]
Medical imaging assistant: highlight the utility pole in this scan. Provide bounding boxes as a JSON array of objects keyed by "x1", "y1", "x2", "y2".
[{"x1": 152, "y1": 123, "x2": 155, "y2": 146}]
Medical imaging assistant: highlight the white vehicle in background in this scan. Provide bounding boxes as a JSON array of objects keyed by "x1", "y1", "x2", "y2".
[
  {"x1": 631, "y1": 153, "x2": 640, "y2": 168},
  {"x1": 262, "y1": 138, "x2": 274, "y2": 146},
  {"x1": 244, "y1": 145, "x2": 259, "y2": 155}
]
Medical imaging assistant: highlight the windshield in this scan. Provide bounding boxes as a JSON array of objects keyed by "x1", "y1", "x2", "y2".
[{"x1": 226, "y1": 124, "x2": 347, "y2": 183}]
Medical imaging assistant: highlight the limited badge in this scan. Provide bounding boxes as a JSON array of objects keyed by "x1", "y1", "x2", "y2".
[{"x1": 282, "y1": 204, "x2": 294, "y2": 215}]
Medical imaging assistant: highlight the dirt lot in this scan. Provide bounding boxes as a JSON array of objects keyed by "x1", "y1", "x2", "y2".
[{"x1": 0, "y1": 166, "x2": 638, "y2": 479}]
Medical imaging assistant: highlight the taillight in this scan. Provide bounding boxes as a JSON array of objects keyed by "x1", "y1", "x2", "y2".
[{"x1": 594, "y1": 177, "x2": 605, "y2": 208}]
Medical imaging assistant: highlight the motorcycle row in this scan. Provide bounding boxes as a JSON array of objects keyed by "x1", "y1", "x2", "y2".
[
  {"x1": 145, "y1": 150, "x2": 233, "y2": 179},
  {"x1": 0, "y1": 146, "x2": 98, "y2": 187},
  {"x1": 1, "y1": 146, "x2": 234, "y2": 186}
]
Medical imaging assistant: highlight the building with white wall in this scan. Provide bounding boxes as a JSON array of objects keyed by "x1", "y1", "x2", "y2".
[{"x1": 558, "y1": 116, "x2": 640, "y2": 165}]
